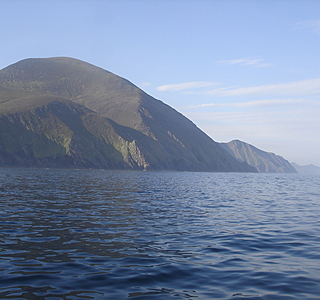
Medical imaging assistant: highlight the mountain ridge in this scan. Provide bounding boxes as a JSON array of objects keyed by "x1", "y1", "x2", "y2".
[
  {"x1": 0, "y1": 57, "x2": 256, "y2": 172},
  {"x1": 291, "y1": 162, "x2": 320, "y2": 174},
  {"x1": 220, "y1": 139, "x2": 296, "y2": 173}
]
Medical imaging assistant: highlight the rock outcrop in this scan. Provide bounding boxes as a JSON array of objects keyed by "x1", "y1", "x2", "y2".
[{"x1": 0, "y1": 57, "x2": 256, "y2": 172}]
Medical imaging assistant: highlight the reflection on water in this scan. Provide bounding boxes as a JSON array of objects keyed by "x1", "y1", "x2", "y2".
[{"x1": 1, "y1": 169, "x2": 320, "y2": 299}]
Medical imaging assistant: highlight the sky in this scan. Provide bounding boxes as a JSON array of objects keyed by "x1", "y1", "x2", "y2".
[{"x1": 1, "y1": 0, "x2": 320, "y2": 166}]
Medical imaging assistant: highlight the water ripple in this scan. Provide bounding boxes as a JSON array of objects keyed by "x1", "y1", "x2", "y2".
[{"x1": 0, "y1": 169, "x2": 320, "y2": 299}]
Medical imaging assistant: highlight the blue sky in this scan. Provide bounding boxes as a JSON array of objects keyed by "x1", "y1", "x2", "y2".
[{"x1": 1, "y1": 0, "x2": 320, "y2": 166}]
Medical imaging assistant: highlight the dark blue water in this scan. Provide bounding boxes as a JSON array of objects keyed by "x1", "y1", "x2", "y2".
[{"x1": 0, "y1": 169, "x2": 320, "y2": 299}]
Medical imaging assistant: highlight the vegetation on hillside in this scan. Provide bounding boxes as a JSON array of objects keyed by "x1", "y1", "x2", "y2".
[{"x1": 0, "y1": 57, "x2": 256, "y2": 172}]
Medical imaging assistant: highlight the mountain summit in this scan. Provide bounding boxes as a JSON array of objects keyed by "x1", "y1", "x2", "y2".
[{"x1": 0, "y1": 57, "x2": 255, "y2": 172}]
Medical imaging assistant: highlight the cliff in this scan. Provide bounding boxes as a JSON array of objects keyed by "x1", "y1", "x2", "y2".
[{"x1": 0, "y1": 57, "x2": 255, "y2": 172}]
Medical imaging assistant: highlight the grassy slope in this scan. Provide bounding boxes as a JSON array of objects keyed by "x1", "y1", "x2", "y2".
[
  {"x1": 220, "y1": 140, "x2": 296, "y2": 173},
  {"x1": 0, "y1": 57, "x2": 256, "y2": 171},
  {"x1": 0, "y1": 84, "x2": 173, "y2": 169}
]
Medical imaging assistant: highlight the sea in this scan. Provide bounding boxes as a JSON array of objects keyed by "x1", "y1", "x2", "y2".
[{"x1": 0, "y1": 168, "x2": 320, "y2": 300}]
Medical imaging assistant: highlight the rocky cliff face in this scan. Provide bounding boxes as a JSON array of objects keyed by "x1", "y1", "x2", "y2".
[
  {"x1": 0, "y1": 101, "x2": 146, "y2": 169},
  {"x1": 0, "y1": 57, "x2": 256, "y2": 172},
  {"x1": 220, "y1": 140, "x2": 296, "y2": 173}
]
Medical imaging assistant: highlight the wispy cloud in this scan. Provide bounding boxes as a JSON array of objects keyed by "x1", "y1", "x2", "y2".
[
  {"x1": 156, "y1": 81, "x2": 219, "y2": 92},
  {"x1": 184, "y1": 98, "x2": 306, "y2": 109},
  {"x1": 189, "y1": 78, "x2": 320, "y2": 97},
  {"x1": 295, "y1": 19, "x2": 320, "y2": 36},
  {"x1": 183, "y1": 103, "x2": 320, "y2": 142},
  {"x1": 216, "y1": 57, "x2": 273, "y2": 68},
  {"x1": 181, "y1": 92, "x2": 320, "y2": 165}
]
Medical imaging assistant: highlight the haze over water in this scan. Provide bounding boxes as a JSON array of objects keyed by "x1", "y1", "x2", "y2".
[{"x1": 1, "y1": 168, "x2": 320, "y2": 299}]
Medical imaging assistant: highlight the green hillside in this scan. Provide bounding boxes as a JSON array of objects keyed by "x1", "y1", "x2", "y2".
[
  {"x1": 0, "y1": 57, "x2": 256, "y2": 172},
  {"x1": 220, "y1": 140, "x2": 296, "y2": 173}
]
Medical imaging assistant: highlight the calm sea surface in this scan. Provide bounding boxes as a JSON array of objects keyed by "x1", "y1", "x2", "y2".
[{"x1": 0, "y1": 168, "x2": 320, "y2": 299}]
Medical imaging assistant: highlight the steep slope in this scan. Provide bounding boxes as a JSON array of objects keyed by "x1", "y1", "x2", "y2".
[
  {"x1": 220, "y1": 140, "x2": 296, "y2": 173},
  {"x1": 0, "y1": 57, "x2": 256, "y2": 172},
  {"x1": 0, "y1": 93, "x2": 160, "y2": 169},
  {"x1": 0, "y1": 57, "x2": 147, "y2": 131}
]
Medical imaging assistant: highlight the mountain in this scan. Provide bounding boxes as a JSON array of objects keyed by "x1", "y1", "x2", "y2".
[
  {"x1": 220, "y1": 140, "x2": 296, "y2": 173},
  {"x1": 0, "y1": 57, "x2": 256, "y2": 172},
  {"x1": 291, "y1": 163, "x2": 320, "y2": 174}
]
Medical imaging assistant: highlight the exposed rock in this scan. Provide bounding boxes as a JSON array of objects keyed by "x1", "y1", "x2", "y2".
[{"x1": 0, "y1": 57, "x2": 256, "y2": 172}]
